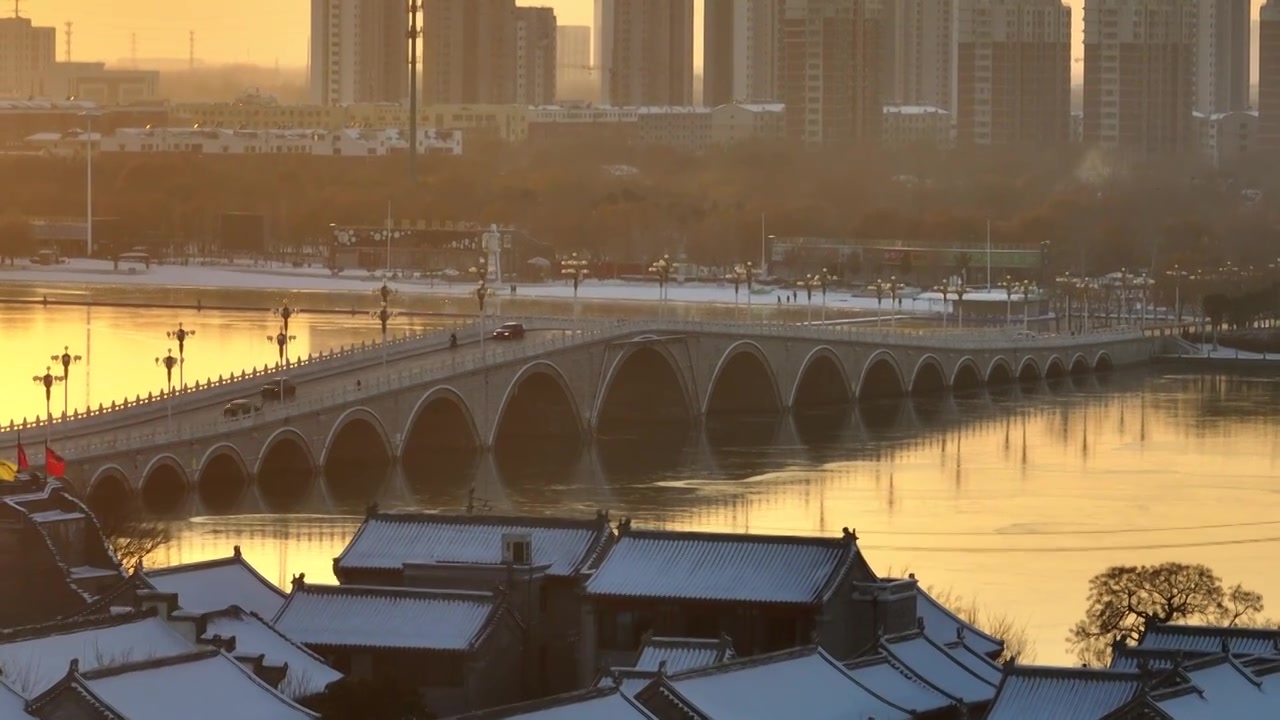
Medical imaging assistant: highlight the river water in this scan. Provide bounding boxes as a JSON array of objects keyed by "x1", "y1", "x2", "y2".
[{"x1": 4, "y1": 298, "x2": 1279, "y2": 664}]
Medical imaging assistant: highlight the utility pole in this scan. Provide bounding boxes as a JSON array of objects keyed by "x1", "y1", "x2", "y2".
[
  {"x1": 13, "y1": 0, "x2": 21, "y2": 19},
  {"x1": 407, "y1": 0, "x2": 421, "y2": 185},
  {"x1": 63, "y1": 22, "x2": 72, "y2": 62}
]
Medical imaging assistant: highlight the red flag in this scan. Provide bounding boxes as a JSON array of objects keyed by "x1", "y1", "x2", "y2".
[
  {"x1": 45, "y1": 447, "x2": 65, "y2": 478},
  {"x1": 16, "y1": 441, "x2": 28, "y2": 471}
]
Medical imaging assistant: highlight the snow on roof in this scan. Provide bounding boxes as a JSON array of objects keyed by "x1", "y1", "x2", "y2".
[
  {"x1": 145, "y1": 547, "x2": 286, "y2": 618},
  {"x1": 585, "y1": 528, "x2": 858, "y2": 604},
  {"x1": 1110, "y1": 646, "x2": 1201, "y2": 671},
  {"x1": 1139, "y1": 624, "x2": 1280, "y2": 657},
  {"x1": 939, "y1": 639, "x2": 1005, "y2": 685},
  {"x1": 985, "y1": 666, "x2": 1143, "y2": 720},
  {"x1": 913, "y1": 584, "x2": 1004, "y2": 658},
  {"x1": 334, "y1": 511, "x2": 612, "y2": 578},
  {"x1": 723, "y1": 102, "x2": 785, "y2": 113},
  {"x1": 1153, "y1": 655, "x2": 1280, "y2": 720},
  {"x1": 33, "y1": 648, "x2": 316, "y2": 720},
  {"x1": 272, "y1": 583, "x2": 502, "y2": 652},
  {"x1": 450, "y1": 685, "x2": 658, "y2": 719},
  {"x1": 594, "y1": 668, "x2": 661, "y2": 696},
  {"x1": 0, "y1": 612, "x2": 195, "y2": 698},
  {"x1": 842, "y1": 654, "x2": 956, "y2": 715},
  {"x1": 883, "y1": 105, "x2": 950, "y2": 115},
  {"x1": 200, "y1": 607, "x2": 342, "y2": 698},
  {"x1": 878, "y1": 633, "x2": 998, "y2": 704},
  {"x1": 0, "y1": 680, "x2": 32, "y2": 720},
  {"x1": 634, "y1": 636, "x2": 735, "y2": 674},
  {"x1": 649, "y1": 646, "x2": 910, "y2": 720}
]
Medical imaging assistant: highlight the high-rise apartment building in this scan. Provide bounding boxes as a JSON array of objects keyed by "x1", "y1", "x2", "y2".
[
  {"x1": 1261, "y1": 2, "x2": 1280, "y2": 151},
  {"x1": 778, "y1": 0, "x2": 881, "y2": 145},
  {"x1": 0, "y1": 17, "x2": 57, "y2": 98},
  {"x1": 879, "y1": 0, "x2": 955, "y2": 111},
  {"x1": 595, "y1": 0, "x2": 694, "y2": 106},
  {"x1": 704, "y1": 0, "x2": 778, "y2": 106},
  {"x1": 515, "y1": 7, "x2": 557, "y2": 106},
  {"x1": 422, "y1": 0, "x2": 517, "y2": 105},
  {"x1": 1083, "y1": 0, "x2": 1197, "y2": 157},
  {"x1": 1194, "y1": 0, "x2": 1249, "y2": 114},
  {"x1": 556, "y1": 25, "x2": 592, "y2": 97},
  {"x1": 309, "y1": 0, "x2": 408, "y2": 106},
  {"x1": 956, "y1": 0, "x2": 1071, "y2": 146}
]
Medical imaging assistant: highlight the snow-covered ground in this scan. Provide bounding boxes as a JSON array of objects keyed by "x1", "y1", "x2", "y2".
[
  {"x1": 1191, "y1": 343, "x2": 1280, "y2": 361},
  {"x1": 0, "y1": 259, "x2": 966, "y2": 314}
]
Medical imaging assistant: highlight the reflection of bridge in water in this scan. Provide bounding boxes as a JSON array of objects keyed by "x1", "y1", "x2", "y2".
[{"x1": 47, "y1": 319, "x2": 1157, "y2": 520}]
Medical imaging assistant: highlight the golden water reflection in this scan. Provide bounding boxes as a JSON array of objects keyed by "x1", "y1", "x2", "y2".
[{"x1": 156, "y1": 372, "x2": 1280, "y2": 665}]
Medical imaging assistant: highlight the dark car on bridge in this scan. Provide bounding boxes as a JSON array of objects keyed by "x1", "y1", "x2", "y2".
[
  {"x1": 261, "y1": 378, "x2": 297, "y2": 402},
  {"x1": 223, "y1": 399, "x2": 258, "y2": 419},
  {"x1": 492, "y1": 322, "x2": 526, "y2": 340}
]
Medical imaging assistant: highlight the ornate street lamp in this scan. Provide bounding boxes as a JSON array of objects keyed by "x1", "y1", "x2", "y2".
[
  {"x1": 267, "y1": 326, "x2": 297, "y2": 367},
  {"x1": 870, "y1": 278, "x2": 888, "y2": 328},
  {"x1": 50, "y1": 346, "x2": 81, "y2": 417},
  {"x1": 1015, "y1": 281, "x2": 1037, "y2": 329},
  {"x1": 561, "y1": 252, "x2": 589, "y2": 321},
  {"x1": 932, "y1": 283, "x2": 952, "y2": 329},
  {"x1": 273, "y1": 300, "x2": 299, "y2": 363},
  {"x1": 649, "y1": 254, "x2": 673, "y2": 303},
  {"x1": 371, "y1": 302, "x2": 398, "y2": 370},
  {"x1": 374, "y1": 280, "x2": 398, "y2": 307},
  {"x1": 32, "y1": 366, "x2": 61, "y2": 449},
  {"x1": 156, "y1": 349, "x2": 179, "y2": 427},
  {"x1": 886, "y1": 276, "x2": 904, "y2": 328},
  {"x1": 468, "y1": 255, "x2": 490, "y2": 349},
  {"x1": 999, "y1": 276, "x2": 1019, "y2": 328},
  {"x1": 165, "y1": 323, "x2": 195, "y2": 389},
  {"x1": 725, "y1": 264, "x2": 749, "y2": 320},
  {"x1": 1165, "y1": 264, "x2": 1189, "y2": 324}
]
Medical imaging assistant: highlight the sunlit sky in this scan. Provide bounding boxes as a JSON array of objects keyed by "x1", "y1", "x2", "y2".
[{"x1": 26, "y1": 1, "x2": 1267, "y2": 74}]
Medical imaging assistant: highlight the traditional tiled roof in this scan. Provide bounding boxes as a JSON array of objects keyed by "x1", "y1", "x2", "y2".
[
  {"x1": 0, "y1": 680, "x2": 33, "y2": 720},
  {"x1": 635, "y1": 645, "x2": 911, "y2": 720},
  {"x1": 1139, "y1": 624, "x2": 1280, "y2": 657},
  {"x1": 878, "y1": 632, "x2": 999, "y2": 703},
  {"x1": 938, "y1": 638, "x2": 1005, "y2": 685},
  {"x1": 594, "y1": 668, "x2": 664, "y2": 697},
  {"x1": 26, "y1": 647, "x2": 317, "y2": 719},
  {"x1": 1149, "y1": 654, "x2": 1280, "y2": 719},
  {"x1": 0, "y1": 611, "x2": 195, "y2": 699},
  {"x1": 199, "y1": 606, "x2": 342, "y2": 699},
  {"x1": 985, "y1": 665, "x2": 1145, "y2": 720},
  {"x1": 144, "y1": 547, "x2": 286, "y2": 618},
  {"x1": 272, "y1": 582, "x2": 504, "y2": 652},
  {"x1": 634, "y1": 635, "x2": 735, "y2": 674},
  {"x1": 912, "y1": 582, "x2": 1004, "y2": 658},
  {"x1": 334, "y1": 510, "x2": 613, "y2": 579},
  {"x1": 1111, "y1": 647, "x2": 1202, "y2": 671},
  {"x1": 584, "y1": 526, "x2": 861, "y2": 604},
  {"x1": 842, "y1": 654, "x2": 957, "y2": 716},
  {"x1": 448, "y1": 685, "x2": 658, "y2": 719}
]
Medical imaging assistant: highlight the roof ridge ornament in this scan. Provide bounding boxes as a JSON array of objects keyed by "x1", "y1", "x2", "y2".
[
  {"x1": 232, "y1": 544, "x2": 241, "y2": 558},
  {"x1": 290, "y1": 572, "x2": 306, "y2": 590},
  {"x1": 842, "y1": 527, "x2": 858, "y2": 542}
]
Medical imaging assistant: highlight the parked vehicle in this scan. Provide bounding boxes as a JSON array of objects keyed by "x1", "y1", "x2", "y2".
[
  {"x1": 1012, "y1": 330, "x2": 1039, "y2": 341},
  {"x1": 261, "y1": 378, "x2": 297, "y2": 401},
  {"x1": 492, "y1": 322, "x2": 526, "y2": 340},
  {"x1": 222, "y1": 399, "x2": 257, "y2": 419}
]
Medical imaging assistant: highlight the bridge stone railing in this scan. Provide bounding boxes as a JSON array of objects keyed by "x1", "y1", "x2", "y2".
[{"x1": 55, "y1": 320, "x2": 1149, "y2": 461}]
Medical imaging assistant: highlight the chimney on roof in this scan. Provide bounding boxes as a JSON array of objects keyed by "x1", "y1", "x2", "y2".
[
  {"x1": 232, "y1": 545, "x2": 241, "y2": 558},
  {"x1": 290, "y1": 573, "x2": 306, "y2": 590},
  {"x1": 502, "y1": 533, "x2": 532, "y2": 566}
]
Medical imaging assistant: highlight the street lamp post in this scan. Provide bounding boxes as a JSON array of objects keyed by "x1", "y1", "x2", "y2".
[
  {"x1": 952, "y1": 281, "x2": 967, "y2": 329},
  {"x1": 32, "y1": 366, "x2": 61, "y2": 450},
  {"x1": 165, "y1": 323, "x2": 195, "y2": 390},
  {"x1": 933, "y1": 283, "x2": 951, "y2": 328},
  {"x1": 887, "y1": 276, "x2": 903, "y2": 328},
  {"x1": 1053, "y1": 273, "x2": 1074, "y2": 333},
  {"x1": 561, "y1": 252, "x2": 590, "y2": 323},
  {"x1": 999, "y1": 276, "x2": 1017, "y2": 327},
  {"x1": 371, "y1": 281, "x2": 399, "y2": 370},
  {"x1": 649, "y1": 255, "x2": 672, "y2": 319},
  {"x1": 468, "y1": 256, "x2": 492, "y2": 357},
  {"x1": 81, "y1": 110, "x2": 101, "y2": 258},
  {"x1": 50, "y1": 346, "x2": 81, "y2": 417},
  {"x1": 1016, "y1": 281, "x2": 1036, "y2": 329},
  {"x1": 156, "y1": 349, "x2": 179, "y2": 428},
  {"x1": 808, "y1": 268, "x2": 833, "y2": 322},
  {"x1": 744, "y1": 261, "x2": 754, "y2": 320},
  {"x1": 1166, "y1": 264, "x2": 1188, "y2": 324},
  {"x1": 725, "y1": 265, "x2": 746, "y2": 320},
  {"x1": 273, "y1": 300, "x2": 299, "y2": 363}
]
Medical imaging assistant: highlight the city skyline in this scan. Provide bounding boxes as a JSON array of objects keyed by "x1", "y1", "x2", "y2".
[{"x1": 27, "y1": 1, "x2": 1269, "y2": 77}]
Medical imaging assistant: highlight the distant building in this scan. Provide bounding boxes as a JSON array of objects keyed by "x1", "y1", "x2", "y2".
[
  {"x1": 1194, "y1": 0, "x2": 1250, "y2": 115},
  {"x1": 880, "y1": 0, "x2": 955, "y2": 112},
  {"x1": 38, "y1": 62, "x2": 159, "y2": 106},
  {"x1": 710, "y1": 102, "x2": 785, "y2": 145},
  {"x1": 597, "y1": 0, "x2": 695, "y2": 106},
  {"x1": 526, "y1": 103, "x2": 640, "y2": 145},
  {"x1": 956, "y1": 0, "x2": 1071, "y2": 147},
  {"x1": 881, "y1": 104, "x2": 952, "y2": 148},
  {"x1": 0, "y1": 99, "x2": 168, "y2": 148},
  {"x1": 1083, "y1": 0, "x2": 1197, "y2": 158},
  {"x1": 636, "y1": 106, "x2": 712, "y2": 151},
  {"x1": 1260, "y1": 1, "x2": 1280, "y2": 151},
  {"x1": 703, "y1": 0, "x2": 777, "y2": 107},
  {"x1": 0, "y1": 17, "x2": 55, "y2": 98},
  {"x1": 424, "y1": 0, "x2": 517, "y2": 105},
  {"x1": 515, "y1": 7, "x2": 557, "y2": 106},
  {"x1": 93, "y1": 126, "x2": 462, "y2": 157},
  {"x1": 779, "y1": 0, "x2": 882, "y2": 145},
  {"x1": 309, "y1": 0, "x2": 409, "y2": 105},
  {"x1": 556, "y1": 25, "x2": 593, "y2": 97},
  {"x1": 1193, "y1": 109, "x2": 1258, "y2": 168}
]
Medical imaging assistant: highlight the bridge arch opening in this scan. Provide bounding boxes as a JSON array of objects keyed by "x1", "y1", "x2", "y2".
[
  {"x1": 141, "y1": 460, "x2": 188, "y2": 515},
  {"x1": 197, "y1": 450, "x2": 249, "y2": 514},
  {"x1": 494, "y1": 365, "x2": 582, "y2": 482},
  {"x1": 324, "y1": 412, "x2": 393, "y2": 507},
  {"x1": 87, "y1": 469, "x2": 134, "y2": 527},
  {"x1": 1070, "y1": 354, "x2": 1091, "y2": 375},
  {"x1": 858, "y1": 354, "x2": 905, "y2": 401},
  {"x1": 951, "y1": 360, "x2": 983, "y2": 393},
  {"x1": 706, "y1": 346, "x2": 781, "y2": 416},
  {"x1": 1044, "y1": 357, "x2": 1067, "y2": 380},
  {"x1": 910, "y1": 357, "x2": 947, "y2": 396},
  {"x1": 1017, "y1": 358, "x2": 1041, "y2": 383},
  {"x1": 598, "y1": 346, "x2": 693, "y2": 433},
  {"x1": 792, "y1": 349, "x2": 852, "y2": 410},
  {"x1": 1095, "y1": 353, "x2": 1115, "y2": 373},
  {"x1": 986, "y1": 358, "x2": 1014, "y2": 386},
  {"x1": 401, "y1": 390, "x2": 480, "y2": 503},
  {"x1": 257, "y1": 432, "x2": 315, "y2": 512}
]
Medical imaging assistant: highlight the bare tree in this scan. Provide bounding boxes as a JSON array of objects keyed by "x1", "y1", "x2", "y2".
[
  {"x1": 96, "y1": 510, "x2": 172, "y2": 570},
  {"x1": 1068, "y1": 562, "x2": 1264, "y2": 667},
  {"x1": 926, "y1": 585, "x2": 1036, "y2": 663}
]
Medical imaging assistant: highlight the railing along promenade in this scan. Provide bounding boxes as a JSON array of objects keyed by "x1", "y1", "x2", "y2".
[{"x1": 48, "y1": 319, "x2": 1156, "y2": 460}]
